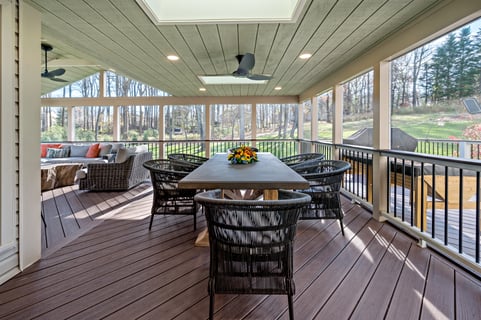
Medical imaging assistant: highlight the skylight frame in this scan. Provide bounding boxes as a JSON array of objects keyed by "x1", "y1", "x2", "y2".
[{"x1": 136, "y1": 0, "x2": 307, "y2": 25}]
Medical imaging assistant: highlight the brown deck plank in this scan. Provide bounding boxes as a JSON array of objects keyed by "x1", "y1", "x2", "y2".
[
  {"x1": 286, "y1": 218, "x2": 384, "y2": 320},
  {"x1": 312, "y1": 224, "x2": 398, "y2": 319},
  {"x1": 420, "y1": 256, "x2": 455, "y2": 320},
  {"x1": 52, "y1": 187, "x2": 81, "y2": 237},
  {"x1": 384, "y1": 241, "x2": 431, "y2": 320},
  {"x1": 349, "y1": 231, "x2": 413, "y2": 319},
  {"x1": 456, "y1": 271, "x2": 481, "y2": 319}
]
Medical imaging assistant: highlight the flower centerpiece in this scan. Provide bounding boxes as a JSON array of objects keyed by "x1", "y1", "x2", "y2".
[{"x1": 227, "y1": 145, "x2": 258, "y2": 164}]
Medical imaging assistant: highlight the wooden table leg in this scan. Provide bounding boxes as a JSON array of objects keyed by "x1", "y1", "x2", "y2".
[
  {"x1": 195, "y1": 229, "x2": 209, "y2": 247},
  {"x1": 263, "y1": 189, "x2": 278, "y2": 200}
]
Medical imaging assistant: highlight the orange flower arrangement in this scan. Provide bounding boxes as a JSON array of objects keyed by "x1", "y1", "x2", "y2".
[{"x1": 227, "y1": 145, "x2": 258, "y2": 164}]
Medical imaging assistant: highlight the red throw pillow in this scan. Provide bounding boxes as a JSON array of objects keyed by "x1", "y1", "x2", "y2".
[
  {"x1": 41, "y1": 143, "x2": 62, "y2": 157},
  {"x1": 85, "y1": 143, "x2": 100, "y2": 158}
]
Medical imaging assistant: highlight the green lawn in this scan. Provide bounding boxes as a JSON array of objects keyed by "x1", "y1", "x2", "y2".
[{"x1": 312, "y1": 111, "x2": 477, "y2": 141}]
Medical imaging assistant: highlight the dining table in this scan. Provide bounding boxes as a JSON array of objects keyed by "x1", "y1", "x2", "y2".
[{"x1": 178, "y1": 152, "x2": 310, "y2": 246}]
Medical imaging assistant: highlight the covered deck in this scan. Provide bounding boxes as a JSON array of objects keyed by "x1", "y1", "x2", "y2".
[{"x1": 0, "y1": 183, "x2": 479, "y2": 319}]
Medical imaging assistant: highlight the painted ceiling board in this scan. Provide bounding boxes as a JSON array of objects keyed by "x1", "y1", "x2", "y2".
[{"x1": 26, "y1": 0, "x2": 449, "y2": 97}]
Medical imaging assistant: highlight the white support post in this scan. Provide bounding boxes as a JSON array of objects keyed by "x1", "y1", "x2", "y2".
[
  {"x1": 159, "y1": 105, "x2": 165, "y2": 158},
  {"x1": 251, "y1": 104, "x2": 257, "y2": 148},
  {"x1": 113, "y1": 105, "x2": 120, "y2": 141},
  {"x1": 67, "y1": 106, "x2": 75, "y2": 141},
  {"x1": 205, "y1": 104, "x2": 211, "y2": 157},
  {"x1": 311, "y1": 96, "x2": 318, "y2": 151},
  {"x1": 297, "y1": 102, "x2": 304, "y2": 155},
  {"x1": 332, "y1": 84, "x2": 344, "y2": 159},
  {"x1": 372, "y1": 61, "x2": 390, "y2": 222}
]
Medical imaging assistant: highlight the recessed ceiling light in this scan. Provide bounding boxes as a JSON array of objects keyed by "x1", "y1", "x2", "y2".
[
  {"x1": 274, "y1": 86, "x2": 282, "y2": 90},
  {"x1": 167, "y1": 55, "x2": 180, "y2": 61},
  {"x1": 299, "y1": 53, "x2": 312, "y2": 60},
  {"x1": 199, "y1": 87, "x2": 206, "y2": 91}
]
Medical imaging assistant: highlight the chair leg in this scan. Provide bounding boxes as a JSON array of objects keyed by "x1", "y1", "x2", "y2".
[
  {"x1": 149, "y1": 214, "x2": 155, "y2": 230},
  {"x1": 288, "y1": 294, "x2": 294, "y2": 320},
  {"x1": 193, "y1": 203, "x2": 197, "y2": 231},
  {"x1": 209, "y1": 292, "x2": 215, "y2": 320},
  {"x1": 41, "y1": 210, "x2": 48, "y2": 248},
  {"x1": 339, "y1": 218, "x2": 344, "y2": 236}
]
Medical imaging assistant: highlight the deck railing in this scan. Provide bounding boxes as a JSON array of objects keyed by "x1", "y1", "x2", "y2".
[
  {"x1": 48, "y1": 138, "x2": 480, "y2": 273},
  {"x1": 417, "y1": 138, "x2": 481, "y2": 160}
]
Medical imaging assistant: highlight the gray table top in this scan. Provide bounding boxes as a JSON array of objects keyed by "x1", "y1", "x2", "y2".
[{"x1": 178, "y1": 152, "x2": 309, "y2": 190}]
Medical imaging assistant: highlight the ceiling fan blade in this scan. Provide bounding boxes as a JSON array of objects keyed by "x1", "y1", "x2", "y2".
[
  {"x1": 49, "y1": 77, "x2": 68, "y2": 82},
  {"x1": 47, "y1": 68, "x2": 66, "y2": 77},
  {"x1": 238, "y1": 53, "x2": 255, "y2": 71},
  {"x1": 247, "y1": 74, "x2": 272, "y2": 80}
]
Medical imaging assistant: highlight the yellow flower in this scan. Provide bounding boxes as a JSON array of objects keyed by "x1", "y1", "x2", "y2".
[{"x1": 227, "y1": 145, "x2": 258, "y2": 164}]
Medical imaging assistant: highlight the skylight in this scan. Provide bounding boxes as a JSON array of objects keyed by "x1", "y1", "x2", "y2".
[
  {"x1": 137, "y1": 0, "x2": 307, "y2": 25},
  {"x1": 199, "y1": 76, "x2": 268, "y2": 85}
]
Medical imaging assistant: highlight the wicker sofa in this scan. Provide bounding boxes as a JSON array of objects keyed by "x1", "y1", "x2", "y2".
[
  {"x1": 78, "y1": 151, "x2": 152, "y2": 191},
  {"x1": 40, "y1": 142, "x2": 125, "y2": 166}
]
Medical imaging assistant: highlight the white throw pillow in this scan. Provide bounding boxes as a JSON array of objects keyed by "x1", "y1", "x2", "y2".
[{"x1": 115, "y1": 147, "x2": 131, "y2": 163}]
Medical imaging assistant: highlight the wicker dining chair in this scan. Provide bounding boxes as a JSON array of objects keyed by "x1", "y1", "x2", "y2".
[
  {"x1": 194, "y1": 189, "x2": 311, "y2": 320},
  {"x1": 167, "y1": 153, "x2": 209, "y2": 172},
  {"x1": 279, "y1": 153, "x2": 325, "y2": 169},
  {"x1": 292, "y1": 160, "x2": 351, "y2": 235},
  {"x1": 143, "y1": 159, "x2": 198, "y2": 230}
]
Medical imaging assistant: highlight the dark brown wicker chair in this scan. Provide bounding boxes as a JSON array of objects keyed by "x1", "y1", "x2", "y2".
[
  {"x1": 292, "y1": 160, "x2": 351, "y2": 235},
  {"x1": 167, "y1": 153, "x2": 209, "y2": 171},
  {"x1": 279, "y1": 153, "x2": 325, "y2": 169},
  {"x1": 194, "y1": 189, "x2": 311, "y2": 320},
  {"x1": 78, "y1": 152, "x2": 152, "y2": 191},
  {"x1": 143, "y1": 159, "x2": 198, "y2": 230}
]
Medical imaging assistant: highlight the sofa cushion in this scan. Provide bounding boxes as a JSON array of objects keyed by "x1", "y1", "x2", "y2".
[
  {"x1": 60, "y1": 145, "x2": 71, "y2": 157},
  {"x1": 86, "y1": 143, "x2": 101, "y2": 158},
  {"x1": 115, "y1": 147, "x2": 132, "y2": 163},
  {"x1": 41, "y1": 143, "x2": 62, "y2": 157},
  {"x1": 54, "y1": 164, "x2": 83, "y2": 187},
  {"x1": 111, "y1": 143, "x2": 125, "y2": 154},
  {"x1": 99, "y1": 143, "x2": 113, "y2": 157},
  {"x1": 46, "y1": 148, "x2": 69, "y2": 158},
  {"x1": 70, "y1": 145, "x2": 90, "y2": 157}
]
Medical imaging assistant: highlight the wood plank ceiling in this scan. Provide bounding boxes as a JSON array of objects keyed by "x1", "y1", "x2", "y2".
[{"x1": 27, "y1": 0, "x2": 444, "y2": 97}]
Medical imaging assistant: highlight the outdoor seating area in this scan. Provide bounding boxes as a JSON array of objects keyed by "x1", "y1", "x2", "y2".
[
  {"x1": 78, "y1": 151, "x2": 152, "y2": 191},
  {"x1": 3, "y1": 182, "x2": 480, "y2": 319}
]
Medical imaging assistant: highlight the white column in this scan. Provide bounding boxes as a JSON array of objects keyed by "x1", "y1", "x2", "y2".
[
  {"x1": 67, "y1": 106, "x2": 75, "y2": 141},
  {"x1": 297, "y1": 102, "x2": 304, "y2": 154},
  {"x1": 251, "y1": 104, "x2": 257, "y2": 148},
  {"x1": 332, "y1": 84, "x2": 344, "y2": 159},
  {"x1": 372, "y1": 61, "x2": 390, "y2": 222},
  {"x1": 205, "y1": 104, "x2": 211, "y2": 157},
  {"x1": 159, "y1": 105, "x2": 165, "y2": 158},
  {"x1": 18, "y1": 1, "x2": 42, "y2": 269},
  {"x1": 311, "y1": 96, "x2": 318, "y2": 151},
  {"x1": 113, "y1": 105, "x2": 120, "y2": 141}
]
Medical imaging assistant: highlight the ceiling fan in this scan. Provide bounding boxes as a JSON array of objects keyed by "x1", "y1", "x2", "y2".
[
  {"x1": 231, "y1": 53, "x2": 272, "y2": 80},
  {"x1": 41, "y1": 43, "x2": 68, "y2": 82}
]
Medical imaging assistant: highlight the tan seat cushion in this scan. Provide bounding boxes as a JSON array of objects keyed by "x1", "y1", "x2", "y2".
[{"x1": 54, "y1": 164, "x2": 83, "y2": 188}]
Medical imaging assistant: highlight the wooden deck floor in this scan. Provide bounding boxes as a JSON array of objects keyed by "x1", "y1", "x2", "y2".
[{"x1": 1, "y1": 184, "x2": 481, "y2": 319}]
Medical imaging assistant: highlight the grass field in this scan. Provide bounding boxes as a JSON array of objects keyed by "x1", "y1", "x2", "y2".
[{"x1": 311, "y1": 111, "x2": 479, "y2": 141}]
